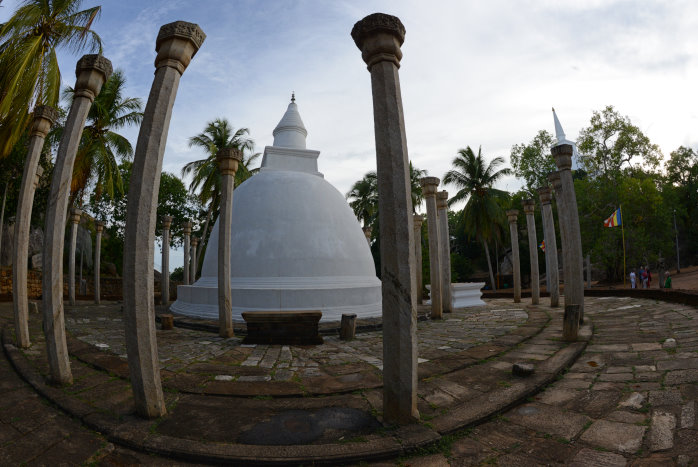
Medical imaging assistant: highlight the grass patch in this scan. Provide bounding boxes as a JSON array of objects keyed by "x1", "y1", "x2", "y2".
[{"x1": 497, "y1": 380, "x2": 512, "y2": 388}]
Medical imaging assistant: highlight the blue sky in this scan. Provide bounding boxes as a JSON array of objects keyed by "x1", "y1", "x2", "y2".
[{"x1": 3, "y1": 0, "x2": 698, "y2": 271}]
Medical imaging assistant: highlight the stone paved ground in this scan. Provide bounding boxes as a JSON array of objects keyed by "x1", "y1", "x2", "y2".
[{"x1": 382, "y1": 296, "x2": 698, "y2": 466}]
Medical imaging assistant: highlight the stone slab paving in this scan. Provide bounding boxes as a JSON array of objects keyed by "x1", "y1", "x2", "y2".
[{"x1": 387, "y1": 295, "x2": 698, "y2": 466}]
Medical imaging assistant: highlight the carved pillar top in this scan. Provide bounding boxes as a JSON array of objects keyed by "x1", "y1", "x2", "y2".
[
  {"x1": 70, "y1": 208, "x2": 82, "y2": 225},
  {"x1": 30, "y1": 105, "x2": 59, "y2": 138},
  {"x1": 155, "y1": 21, "x2": 206, "y2": 74},
  {"x1": 548, "y1": 171, "x2": 563, "y2": 193},
  {"x1": 506, "y1": 209, "x2": 519, "y2": 224},
  {"x1": 522, "y1": 198, "x2": 536, "y2": 214},
  {"x1": 95, "y1": 220, "x2": 104, "y2": 233},
  {"x1": 161, "y1": 216, "x2": 173, "y2": 229},
  {"x1": 436, "y1": 190, "x2": 448, "y2": 210},
  {"x1": 351, "y1": 13, "x2": 406, "y2": 70},
  {"x1": 551, "y1": 143, "x2": 573, "y2": 171},
  {"x1": 419, "y1": 176, "x2": 440, "y2": 196},
  {"x1": 183, "y1": 221, "x2": 192, "y2": 235},
  {"x1": 216, "y1": 147, "x2": 243, "y2": 176},
  {"x1": 413, "y1": 214, "x2": 424, "y2": 226},
  {"x1": 191, "y1": 236, "x2": 199, "y2": 247},
  {"x1": 537, "y1": 186, "x2": 552, "y2": 204},
  {"x1": 363, "y1": 226, "x2": 372, "y2": 236},
  {"x1": 74, "y1": 54, "x2": 113, "y2": 101}
]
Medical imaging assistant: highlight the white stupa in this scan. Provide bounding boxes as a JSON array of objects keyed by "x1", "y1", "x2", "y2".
[{"x1": 171, "y1": 96, "x2": 382, "y2": 322}]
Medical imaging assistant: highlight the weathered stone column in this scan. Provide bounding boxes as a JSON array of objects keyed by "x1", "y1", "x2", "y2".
[
  {"x1": 216, "y1": 148, "x2": 243, "y2": 337},
  {"x1": 538, "y1": 187, "x2": 559, "y2": 307},
  {"x1": 94, "y1": 221, "x2": 103, "y2": 305},
  {"x1": 183, "y1": 221, "x2": 191, "y2": 285},
  {"x1": 13, "y1": 106, "x2": 58, "y2": 348},
  {"x1": 437, "y1": 191, "x2": 452, "y2": 313},
  {"x1": 506, "y1": 209, "x2": 521, "y2": 303},
  {"x1": 190, "y1": 236, "x2": 199, "y2": 282},
  {"x1": 160, "y1": 216, "x2": 172, "y2": 305},
  {"x1": 552, "y1": 143, "x2": 584, "y2": 323},
  {"x1": 522, "y1": 199, "x2": 540, "y2": 305},
  {"x1": 68, "y1": 208, "x2": 82, "y2": 306},
  {"x1": 43, "y1": 54, "x2": 112, "y2": 385},
  {"x1": 122, "y1": 21, "x2": 205, "y2": 418},
  {"x1": 413, "y1": 214, "x2": 424, "y2": 305},
  {"x1": 352, "y1": 13, "x2": 418, "y2": 424},
  {"x1": 420, "y1": 177, "x2": 442, "y2": 319}
]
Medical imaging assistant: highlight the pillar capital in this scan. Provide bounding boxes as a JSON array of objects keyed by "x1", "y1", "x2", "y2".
[
  {"x1": 522, "y1": 198, "x2": 536, "y2": 214},
  {"x1": 155, "y1": 21, "x2": 206, "y2": 74},
  {"x1": 419, "y1": 176, "x2": 440, "y2": 195},
  {"x1": 95, "y1": 220, "x2": 104, "y2": 233},
  {"x1": 161, "y1": 215, "x2": 173, "y2": 229},
  {"x1": 362, "y1": 226, "x2": 372, "y2": 237},
  {"x1": 69, "y1": 208, "x2": 82, "y2": 224},
  {"x1": 216, "y1": 147, "x2": 243, "y2": 176},
  {"x1": 551, "y1": 143, "x2": 573, "y2": 171},
  {"x1": 506, "y1": 209, "x2": 519, "y2": 224},
  {"x1": 191, "y1": 236, "x2": 199, "y2": 247},
  {"x1": 413, "y1": 214, "x2": 424, "y2": 226},
  {"x1": 537, "y1": 186, "x2": 552, "y2": 204},
  {"x1": 30, "y1": 105, "x2": 59, "y2": 138},
  {"x1": 74, "y1": 54, "x2": 112, "y2": 101},
  {"x1": 351, "y1": 13, "x2": 405, "y2": 70},
  {"x1": 436, "y1": 190, "x2": 449, "y2": 210},
  {"x1": 548, "y1": 170, "x2": 563, "y2": 193},
  {"x1": 183, "y1": 221, "x2": 192, "y2": 235}
]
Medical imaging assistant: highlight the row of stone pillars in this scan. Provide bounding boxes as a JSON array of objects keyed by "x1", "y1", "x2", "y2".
[{"x1": 506, "y1": 144, "x2": 583, "y2": 341}]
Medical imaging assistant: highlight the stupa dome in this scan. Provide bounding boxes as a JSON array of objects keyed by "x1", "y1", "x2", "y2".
[{"x1": 171, "y1": 97, "x2": 382, "y2": 322}]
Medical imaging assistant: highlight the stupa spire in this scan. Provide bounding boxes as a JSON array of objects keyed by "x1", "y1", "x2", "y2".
[
  {"x1": 272, "y1": 94, "x2": 307, "y2": 149},
  {"x1": 552, "y1": 107, "x2": 574, "y2": 148}
]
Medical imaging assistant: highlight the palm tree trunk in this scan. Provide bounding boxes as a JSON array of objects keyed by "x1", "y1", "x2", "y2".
[
  {"x1": 483, "y1": 238, "x2": 497, "y2": 291},
  {"x1": 0, "y1": 183, "x2": 7, "y2": 263},
  {"x1": 197, "y1": 202, "x2": 214, "y2": 274}
]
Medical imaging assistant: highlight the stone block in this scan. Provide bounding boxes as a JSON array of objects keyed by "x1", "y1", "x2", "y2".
[
  {"x1": 580, "y1": 419, "x2": 646, "y2": 453},
  {"x1": 160, "y1": 314, "x2": 174, "y2": 330},
  {"x1": 512, "y1": 362, "x2": 535, "y2": 377},
  {"x1": 242, "y1": 311, "x2": 323, "y2": 345},
  {"x1": 340, "y1": 313, "x2": 356, "y2": 340}
]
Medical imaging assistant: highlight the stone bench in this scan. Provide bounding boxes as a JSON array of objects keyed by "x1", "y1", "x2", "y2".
[{"x1": 242, "y1": 311, "x2": 323, "y2": 345}]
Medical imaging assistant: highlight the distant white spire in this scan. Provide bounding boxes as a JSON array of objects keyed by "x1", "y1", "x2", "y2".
[
  {"x1": 551, "y1": 107, "x2": 580, "y2": 168},
  {"x1": 272, "y1": 94, "x2": 307, "y2": 149}
]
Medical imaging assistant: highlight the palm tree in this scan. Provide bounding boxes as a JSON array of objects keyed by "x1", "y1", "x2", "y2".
[
  {"x1": 346, "y1": 171, "x2": 378, "y2": 228},
  {"x1": 63, "y1": 69, "x2": 143, "y2": 206},
  {"x1": 443, "y1": 146, "x2": 511, "y2": 291},
  {"x1": 0, "y1": 0, "x2": 102, "y2": 158},
  {"x1": 183, "y1": 118, "x2": 259, "y2": 268}
]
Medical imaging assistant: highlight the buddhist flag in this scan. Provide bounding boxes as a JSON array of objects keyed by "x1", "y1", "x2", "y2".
[
  {"x1": 604, "y1": 208, "x2": 622, "y2": 228},
  {"x1": 539, "y1": 240, "x2": 545, "y2": 252}
]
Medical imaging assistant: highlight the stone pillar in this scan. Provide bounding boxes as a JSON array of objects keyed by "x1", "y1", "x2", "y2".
[
  {"x1": 42, "y1": 54, "x2": 112, "y2": 385},
  {"x1": 190, "y1": 236, "x2": 199, "y2": 283},
  {"x1": 183, "y1": 221, "x2": 191, "y2": 285},
  {"x1": 122, "y1": 21, "x2": 205, "y2": 418},
  {"x1": 13, "y1": 105, "x2": 58, "y2": 348},
  {"x1": 362, "y1": 226, "x2": 372, "y2": 244},
  {"x1": 160, "y1": 216, "x2": 172, "y2": 305},
  {"x1": 436, "y1": 191, "x2": 452, "y2": 313},
  {"x1": 538, "y1": 187, "x2": 559, "y2": 307},
  {"x1": 94, "y1": 221, "x2": 103, "y2": 305},
  {"x1": 413, "y1": 214, "x2": 424, "y2": 305},
  {"x1": 420, "y1": 177, "x2": 442, "y2": 319},
  {"x1": 506, "y1": 210, "x2": 521, "y2": 303},
  {"x1": 68, "y1": 208, "x2": 82, "y2": 305},
  {"x1": 352, "y1": 13, "x2": 418, "y2": 424},
  {"x1": 522, "y1": 199, "x2": 540, "y2": 305},
  {"x1": 552, "y1": 143, "x2": 584, "y2": 323},
  {"x1": 216, "y1": 147, "x2": 242, "y2": 338}
]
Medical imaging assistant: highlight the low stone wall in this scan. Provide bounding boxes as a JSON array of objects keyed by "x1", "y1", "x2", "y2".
[{"x1": 0, "y1": 267, "x2": 181, "y2": 301}]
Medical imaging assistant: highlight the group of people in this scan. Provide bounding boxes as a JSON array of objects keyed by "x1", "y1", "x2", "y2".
[{"x1": 629, "y1": 267, "x2": 672, "y2": 289}]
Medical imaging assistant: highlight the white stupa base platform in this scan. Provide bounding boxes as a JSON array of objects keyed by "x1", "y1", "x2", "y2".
[
  {"x1": 425, "y1": 282, "x2": 486, "y2": 308},
  {"x1": 171, "y1": 276, "x2": 382, "y2": 323}
]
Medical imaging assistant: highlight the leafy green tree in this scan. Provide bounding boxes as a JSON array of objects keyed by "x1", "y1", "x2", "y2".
[
  {"x1": 443, "y1": 146, "x2": 511, "y2": 290},
  {"x1": 0, "y1": 0, "x2": 102, "y2": 158},
  {"x1": 510, "y1": 130, "x2": 556, "y2": 195},
  {"x1": 63, "y1": 69, "x2": 143, "y2": 205},
  {"x1": 577, "y1": 106, "x2": 662, "y2": 178}
]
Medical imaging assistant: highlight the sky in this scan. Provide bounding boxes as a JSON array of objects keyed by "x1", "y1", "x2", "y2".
[{"x1": 3, "y1": 0, "x2": 698, "y2": 271}]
